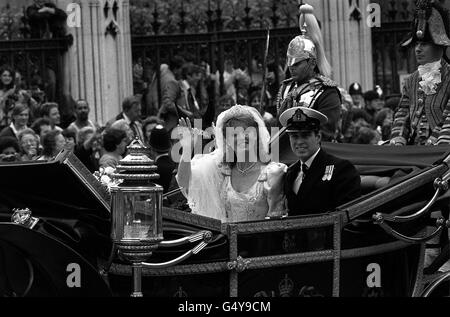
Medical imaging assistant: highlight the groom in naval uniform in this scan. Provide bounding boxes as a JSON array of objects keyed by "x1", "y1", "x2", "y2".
[{"x1": 280, "y1": 107, "x2": 361, "y2": 216}]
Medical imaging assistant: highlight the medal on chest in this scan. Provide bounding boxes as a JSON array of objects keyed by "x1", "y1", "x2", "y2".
[{"x1": 322, "y1": 165, "x2": 334, "y2": 181}]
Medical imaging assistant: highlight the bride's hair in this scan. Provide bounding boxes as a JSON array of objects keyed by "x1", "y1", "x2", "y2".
[{"x1": 215, "y1": 105, "x2": 272, "y2": 167}]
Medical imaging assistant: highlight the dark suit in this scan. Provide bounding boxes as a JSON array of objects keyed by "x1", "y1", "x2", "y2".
[
  {"x1": 158, "y1": 69, "x2": 180, "y2": 131},
  {"x1": 159, "y1": 80, "x2": 206, "y2": 131},
  {"x1": 285, "y1": 149, "x2": 361, "y2": 216},
  {"x1": 154, "y1": 154, "x2": 177, "y2": 193},
  {"x1": 112, "y1": 112, "x2": 144, "y2": 142},
  {"x1": 74, "y1": 144, "x2": 99, "y2": 173},
  {"x1": 0, "y1": 127, "x2": 16, "y2": 139}
]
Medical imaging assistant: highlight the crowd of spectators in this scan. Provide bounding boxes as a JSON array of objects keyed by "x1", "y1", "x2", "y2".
[
  {"x1": 134, "y1": 55, "x2": 398, "y2": 145},
  {"x1": 0, "y1": 57, "x2": 401, "y2": 197},
  {"x1": 338, "y1": 82, "x2": 398, "y2": 145}
]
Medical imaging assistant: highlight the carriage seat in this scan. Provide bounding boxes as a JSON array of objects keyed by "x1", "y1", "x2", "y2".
[{"x1": 360, "y1": 175, "x2": 391, "y2": 194}]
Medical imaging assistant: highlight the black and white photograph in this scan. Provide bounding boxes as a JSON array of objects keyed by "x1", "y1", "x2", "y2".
[{"x1": 0, "y1": 0, "x2": 450, "y2": 302}]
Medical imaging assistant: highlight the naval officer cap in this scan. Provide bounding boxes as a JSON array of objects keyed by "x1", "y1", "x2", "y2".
[{"x1": 279, "y1": 107, "x2": 328, "y2": 133}]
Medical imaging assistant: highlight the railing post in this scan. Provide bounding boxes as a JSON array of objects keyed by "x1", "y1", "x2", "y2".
[
  {"x1": 178, "y1": 2, "x2": 187, "y2": 34},
  {"x1": 151, "y1": 4, "x2": 161, "y2": 35}
]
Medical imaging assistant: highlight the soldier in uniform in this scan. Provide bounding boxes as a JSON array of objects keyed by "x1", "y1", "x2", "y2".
[
  {"x1": 390, "y1": 0, "x2": 450, "y2": 146},
  {"x1": 276, "y1": 4, "x2": 341, "y2": 142}
]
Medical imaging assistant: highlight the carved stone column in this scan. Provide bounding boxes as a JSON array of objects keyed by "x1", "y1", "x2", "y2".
[
  {"x1": 307, "y1": 0, "x2": 374, "y2": 92},
  {"x1": 57, "y1": 0, "x2": 133, "y2": 125}
]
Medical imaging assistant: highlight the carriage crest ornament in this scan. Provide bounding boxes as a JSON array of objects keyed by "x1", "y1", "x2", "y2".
[
  {"x1": 11, "y1": 208, "x2": 39, "y2": 229},
  {"x1": 279, "y1": 274, "x2": 295, "y2": 297},
  {"x1": 173, "y1": 286, "x2": 188, "y2": 297},
  {"x1": 253, "y1": 273, "x2": 323, "y2": 297}
]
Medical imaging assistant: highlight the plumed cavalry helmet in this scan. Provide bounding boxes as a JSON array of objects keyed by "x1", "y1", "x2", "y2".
[
  {"x1": 286, "y1": 36, "x2": 316, "y2": 66},
  {"x1": 286, "y1": 3, "x2": 331, "y2": 78},
  {"x1": 402, "y1": 0, "x2": 450, "y2": 47}
]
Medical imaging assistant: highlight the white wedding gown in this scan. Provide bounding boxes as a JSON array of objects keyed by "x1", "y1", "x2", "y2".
[{"x1": 182, "y1": 153, "x2": 280, "y2": 222}]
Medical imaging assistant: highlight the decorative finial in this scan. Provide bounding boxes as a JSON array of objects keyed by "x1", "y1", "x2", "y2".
[{"x1": 299, "y1": 3, "x2": 314, "y2": 35}]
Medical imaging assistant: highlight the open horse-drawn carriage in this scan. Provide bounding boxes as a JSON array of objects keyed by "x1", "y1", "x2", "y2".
[{"x1": 0, "y1": 142, "x2": 450, "y2": 297}]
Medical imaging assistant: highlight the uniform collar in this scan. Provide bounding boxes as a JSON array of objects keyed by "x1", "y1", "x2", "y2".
[{"x1": 300, "y1": 148, "x2": 321, "y2": 170}]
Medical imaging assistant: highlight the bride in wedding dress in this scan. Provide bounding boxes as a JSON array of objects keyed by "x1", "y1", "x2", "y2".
[{"x1": 176, "y1": 105, "x2": 287, "y2": 222}]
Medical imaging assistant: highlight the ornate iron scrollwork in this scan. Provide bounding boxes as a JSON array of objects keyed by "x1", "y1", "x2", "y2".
[
  {"x1": 11, "y1": 208, "x2": 39, "y2": 229},
  {"x1": 373, "y1": 174, "x2": 450, "y2": 224},
  {"x1": 373, "y1": 172, "x2": 450, "y2": 243},
  {"x1": 227, "y1": 256, "x2": 251, "y2": 273},
  {"x1": 421, "y1": 271, "x2": 450, "y2": 297},
  {"x1": 140, "y1": 231, "x2": 212, "y2": 269},
  {"x1": 373, "y1": 216, "x2": 450, "y2": 244}
]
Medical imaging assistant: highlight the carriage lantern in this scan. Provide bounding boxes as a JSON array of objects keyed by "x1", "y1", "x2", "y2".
[
  {"x1": 110, "y1": 138, "x2": 163, "y2": 295},
  {"x1": 109, "y1": 138, "x2": 212, "y2": 297}
]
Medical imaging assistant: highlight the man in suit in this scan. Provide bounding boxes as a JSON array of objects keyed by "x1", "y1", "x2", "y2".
[
  {"x1": 158, "y1": 57, "x2": 185, "y2": 131},
  {"x1": 158, "y1": 63, "x2": 205, "y2": 132},
  {"x1": 280, "y1": 106, "x2": 361, "y2": 216},
  {"x1": 113, "y1": 95, "x2": 144, "y2": 142}
]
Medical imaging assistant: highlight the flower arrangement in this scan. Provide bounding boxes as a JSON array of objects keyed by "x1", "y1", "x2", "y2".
[{"x1": 93, "y1": 166, "x2": 123, "y2": 192}]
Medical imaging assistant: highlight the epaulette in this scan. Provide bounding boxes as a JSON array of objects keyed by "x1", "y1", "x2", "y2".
[{"x1": 317, "y1": 75, "x2": 338, "y2": 87}]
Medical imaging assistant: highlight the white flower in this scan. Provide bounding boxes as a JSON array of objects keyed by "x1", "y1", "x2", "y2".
[
  {"x1": 93, "y1": 167, "x2": 121, "y2": 193},
  {"x1": 100, "y1": 175, "x2": 112, "y2": 185},
  {"x1": 104, "y1": 166, "x2": 115, "y2": 175}
]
